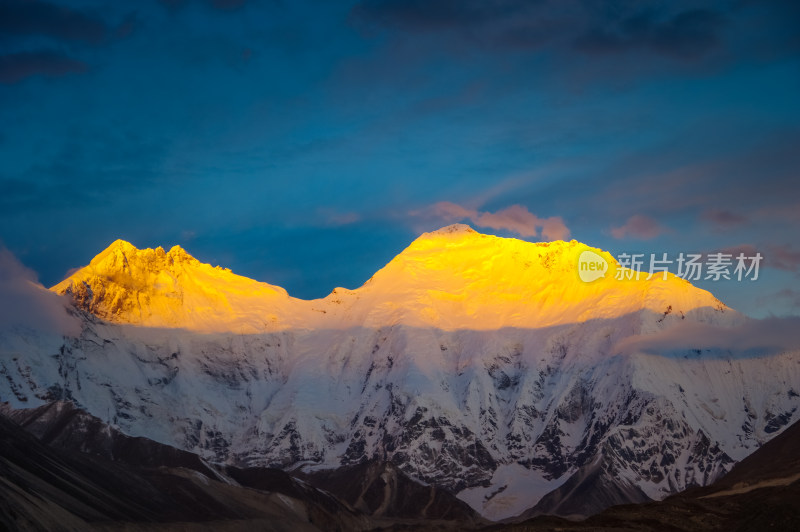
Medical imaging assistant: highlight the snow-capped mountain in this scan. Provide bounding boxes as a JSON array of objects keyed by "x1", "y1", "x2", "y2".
[
  {"x1": 1, "y1": 224, "x2": 799, "y2": 520},
  {"x1": 52, "y1": 224, "x2": 730, "y2": 332},
  {"x1": 50, "y1": 239, "x2": 299, "y2": 333}
]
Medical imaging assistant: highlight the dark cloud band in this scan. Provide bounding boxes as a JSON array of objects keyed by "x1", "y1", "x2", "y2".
[{"x1": 0, "y1": 51, "x2": 87, "y2": 84}]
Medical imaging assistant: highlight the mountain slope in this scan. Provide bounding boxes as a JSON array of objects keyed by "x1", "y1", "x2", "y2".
[
  {"x1": 697, "y1": 410, "x2": 800, "y2": 497},
  {"x1": 497, "y1": 418, "x2": 800, "y2": 531},
  {"x1": 1, "y1": 226, "x2": 798, "y2": 521},
  {"x1": 0, "y1": 404, "x2": 369, "y2": 531},
  {"x1": 298, "y1": 459, "x2": 480, "y2": 521},
  {"x1": 1, "y1": 401, "x2": 485, "y2": 529}
]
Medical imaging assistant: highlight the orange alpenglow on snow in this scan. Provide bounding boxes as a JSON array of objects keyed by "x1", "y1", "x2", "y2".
[
  {"x1": 50, "y1": 239, "x2": 297, "y2": 333},
  {"x1": 51, "y1": 225, "x2": 729, "y2": 333}
]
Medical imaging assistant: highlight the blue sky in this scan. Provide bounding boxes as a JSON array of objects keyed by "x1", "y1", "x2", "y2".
[{"x1": 1, "y1": 0, "x2": 798, "y2": 316}]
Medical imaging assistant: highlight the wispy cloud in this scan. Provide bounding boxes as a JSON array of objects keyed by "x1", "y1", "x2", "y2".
[
  {"x1": 575, "y1": 8, "x2": 725, "y2": 60},
  {"x1": 159, "y1": 0, "x2": 251, "y2": 11},
  {"x1": 755, "y1": 202, "x2": 800, "y2": 223},
  {"x1": 0, "y1": 51, "x2": 87, "y2": 84},
  {"x1": 614, "y1": 316, "x2": 800, "y2": 357},
  {"x1": 700, "y1": 208, "x2": 747, "y2": 230},
  {"x1": 0, "y1": 0, "x2": 116, "y2": 45},
  {"x1": 768, "y1": 289, "x2": 800, "y2": 310},
  {"x1": 701, "y1": 243, "x2": 800, "y2": 274},
  {"x1": 0, "y1": 1, "x2": 136, "y2": 84},
  {"x1": 585, "y1": 129, "x2": 800, "y2": 226},
  {"x1": 713, "y1": 244, "x2": 760, "y2": 259},
  {"x1": 767, "y1": 244, "x2": 800, "y2": 273},
  {"x1": 352, "y1": 0, "x2": 727, "y2": 60},
  {"x1": 610, "y1": 214, "x2": 670, "y2": 240},
  {"x1": 0, "y1": 247, "x2": 80, "y2": 335},
  {"x1": 416, "y1": 201, "x2": 570, "y2": 240},
  {"x1": 318, "y1": 209, "x2": 361, "y2": 227}
]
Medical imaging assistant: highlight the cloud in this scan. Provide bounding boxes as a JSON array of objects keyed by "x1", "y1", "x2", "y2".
[
  {"x1": 352, "y1": 0, "x2": 727, "y2": 60},
  {"x1": 753, "y1": 202, "x2": 800, "y2": 223},
  {"x1": 770, "y1": 289, "x2": 800, "y2": 310},
  {"x1": 0, "y1": 127, "x2": 169, "y2": 211},
  {"x1": 0, "y1": 51, "x2": 87, "y2": 84},
  {"x1": 713, "y1": 244, "x2": 760, "y2": 259},
  {"x1": 701, "y1": 244, "x2": 799, "y2": 274},
  {"x1": 610, "y1": 214, "x2": 670, "y2": 240},
  {"x1": 421, "y1": 201, "x2": 570, "y2": 241},
  {"x1": 0, "y1": 2, "x2": 136, "y2": 83},
  {"x1": 575, "y1": 8, "x2": 725, "y2": 59},
  {"x1": 429, "y1": 201, "x2": 473, "y2": 220},
  {"x1": 700, "y1": 208, "x2": 748, "y2": 230},
  {"x1": 0, "y1": 247, "x2": 80, "y2": 336},
  {"x1": 318, "y1": 209, "x2": 361, "y2": 227},
  {"x1": 614, "y1": 316, "x2": 800, "y2": 358},
  {"x1": 210, "y1": 0, "x2": 248, "y2": 9},
  {"x1": 159, "y1": 0, "x2": 250, "y2": 11},
  {"x1": 767, "y1": 244, "x2": 800, "y2": 273},
  {"x1": 0, "y1": 0, "x2": 117, "y2": 45},
  {"x1": 353, "y1": 0, "x2": 531, "y2": 32},
  {"x1": 582, "y1": 129, "x2": 800, "y2": 228}
]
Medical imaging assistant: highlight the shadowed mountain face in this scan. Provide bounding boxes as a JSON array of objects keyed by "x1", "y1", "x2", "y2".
[
  {"x1": 0, "y1": 402, "x2": 370, "y2": 531},
  {"x1": 517, "y1": 455, "x2": 652, "y2": 519},
  {"x1": 705, "y1": 413, "x2": 800, "y2": 493},
  {"x1": 0, "y1": 401, "x2": 482, "y2": 530},
  {"x1": 3, "y1": 400, "x2": 799, "y2": 531},
  {"x1": 2, "y1": 401, "x2": 219, "y2": 476},
  {"x1": 298, "y1": 460, "x2": 480, "y2": 522},
  {"x1": 494, "y1": 418, "x2": 800, "y2": 532}
]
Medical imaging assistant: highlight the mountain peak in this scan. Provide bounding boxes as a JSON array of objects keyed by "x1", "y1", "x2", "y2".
[
  {"x1": 404, "y1": 224, "x2": 485, "y2": 254},
  {"x1": 166, "y1": 244, "x2": 196, "y2": 263},
  {"x1": 90, "y1": 238, "x2": 139, "y2": 263},
  {"x1": 347, "y1": 228, "x2": 734, "y2": 331},
  {"x1": 86, "y1": 240, "x2": 201, "y2": 272},
  {"x1": 107, "y1": 238, "x2": 138, "y2": 252},
  {"x1": 51, "y1": 230, "x2": 734, "y2": 333},
  {"x1": 425, "y1": 223, "x2": 478, "y2": 237},
  {"x1": 52, "y1": 241, "x2": 289, "y2": 332}
]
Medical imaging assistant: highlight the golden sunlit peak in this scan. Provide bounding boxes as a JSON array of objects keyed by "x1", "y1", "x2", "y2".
[
  {"x1": 108, "y1": 238, "x2": 138, "y2": 250},
  {"x1": 167, "y1": 244, "x2": 196, "y2": 263},
  {"x1": 49, "y1": 229, "x2": 734, "y2": 333},
  {"x1": 409, "y1": 224, "x2": 483, "y2": 249},
  {"x1": 89, "y1": 239, "x2": 140, "y2": 265},
  {"x1": 355, "y1": 227, "x2": 733, "y2": 331},
  {"x1": 426, "y1": 223, "x2": 478, "y2": 237},
  {"x1": 415, "y1": 224, "x2": 577, "y2": 248},
  {"x1": 88, "y1": 239, "x2": 200, "y2": 268},
  {"x1": 51, "y1": 238, "x2": 293, "y2": 333}
]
